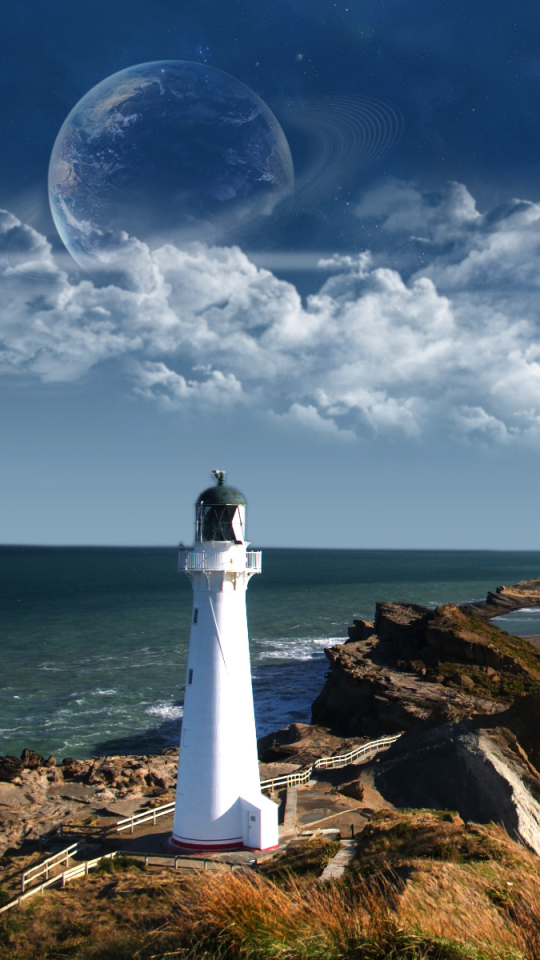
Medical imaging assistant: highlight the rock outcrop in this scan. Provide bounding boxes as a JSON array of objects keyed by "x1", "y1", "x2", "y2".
[
  {"x1": 461, "y1": 576, "x2": 540, "y2": 620},
  {"x1": 257, "y1": 722, "x2": 365, "y2": 768},
  {"x1": 312, "y1": 598, "x2": 540, "y2": 736},
  {"x1": 0, "y1": 749, "x2": 179, "y2": 855},
  {"x1": 307, "y1": 574, "x2": 540, "y2": 854},
  {"x1": 370, "y1": 697, "x2": 540, "y2": 855}
]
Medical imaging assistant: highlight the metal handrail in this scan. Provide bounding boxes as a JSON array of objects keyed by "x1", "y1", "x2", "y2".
[
  {"x1": 21, "y1": 839, "x2": 87, "y2": 891},
  {"x1": 180, "y1": 550, "x2": 262, "y2": 573},
  {"x1": 2, "y1": 850, "x2": 246, "y2": 915},
  {"x1": 259, "y1": 734, "x2": 402, "y2": 792},
  {"x1": 16, "y1": 732, "x2": 401, "y2": 899},
  {"x1": 115, "y1": 801, "x2": 176, "y2": 834}
]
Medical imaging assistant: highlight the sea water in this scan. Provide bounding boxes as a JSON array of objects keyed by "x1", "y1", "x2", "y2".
[{"x1": 2, "y1": 546, "x2": 540, "y2": 759}]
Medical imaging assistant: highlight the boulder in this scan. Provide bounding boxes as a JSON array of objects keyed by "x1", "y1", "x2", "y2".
[
  {"x1": 20, "y1": 748, "x2": 45, "y2": 770},
  {"x1": 61, "y1": 758, "x2": 90, "y2": 780},
  {"x1": 375, "y1": 602, "x2": 435, "y2": 649},
  {"x1": 0, "y1": 756, "x2": 23, "y2": 782},
  {"x1": 337, "y1": 778, "x2": 364, "y2": 801},
  {"x1": 450, "y1": 674, "x2": 475, "y2": 691},
  {"x1": 347, "y1": 619, "x2": 376, "y2": 643}
]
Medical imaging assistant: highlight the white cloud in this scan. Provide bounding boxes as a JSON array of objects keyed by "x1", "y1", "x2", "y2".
[
  {"x1": 268, "y1": 403, "x2": 356, "y2": 442},
  {"x1": 132, "y1": 361, "x2": 248, "y2": 412},
  {"x1": 2, "y1": 181, "x2": 540, "y2": 445}
]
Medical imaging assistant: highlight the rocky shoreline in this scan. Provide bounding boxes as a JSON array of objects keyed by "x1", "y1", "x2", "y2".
[
  {"x1": 0, "y1": 749, "x2": 179, "y2": 854},
  {"x1": 265, "y1": 575, "x2": 540, "y2": 853},
  {"x1": 2, "y1": 575, "x2": 540, "y2": 856}
]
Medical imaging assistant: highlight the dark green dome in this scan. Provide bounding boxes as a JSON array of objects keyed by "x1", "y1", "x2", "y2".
[
  {"x1": 197, "y1": 485, "x2": 246, "y2": 506},
  {"x1": 196, "y1": 470, "x2": 246, "y2": 506}
]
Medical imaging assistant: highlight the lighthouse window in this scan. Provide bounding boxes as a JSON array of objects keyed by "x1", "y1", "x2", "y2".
[
  {"x1": 196, "y1": 504, "x2": 245, "y2": 542},
  {"x1": 188, "y1": 669, "x2": 194, "y2": 685},
  {"x1": 193, "y1": 608, "x2": 199, "y2": 624}
]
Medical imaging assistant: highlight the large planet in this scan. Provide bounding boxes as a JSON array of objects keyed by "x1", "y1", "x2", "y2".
[{"x1": 48, "y1": 61, "x2": 294, "y2": 265}]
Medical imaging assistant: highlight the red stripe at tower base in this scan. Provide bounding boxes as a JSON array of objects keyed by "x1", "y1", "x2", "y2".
[{"x1": 163, "y1": 835, "x2": 279, "y2": 854}]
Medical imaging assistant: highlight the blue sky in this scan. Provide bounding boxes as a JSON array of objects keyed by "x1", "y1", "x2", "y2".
[{"x1": 1, "y1": 0, "x2": 540, "y2": 548}]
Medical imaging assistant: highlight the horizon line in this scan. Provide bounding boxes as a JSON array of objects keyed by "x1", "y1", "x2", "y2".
[{"x1": 2, "y1": 543, "x2": 540, "y2": 554}]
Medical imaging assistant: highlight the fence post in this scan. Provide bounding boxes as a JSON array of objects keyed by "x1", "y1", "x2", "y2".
[
  {"x1": 153, "y1": 809, "x2": 157, "y2": 825},
  {"x1": 131, "y1": 817, "x2": 134, "y2": 834},
  {"x1": 62, "y1": 872, "x2": 66, "y2": 888}
]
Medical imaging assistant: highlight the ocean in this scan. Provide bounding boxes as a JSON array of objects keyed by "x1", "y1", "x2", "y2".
[{"x1": 2, "y1": 547, "x2": 540, "y2": 760}]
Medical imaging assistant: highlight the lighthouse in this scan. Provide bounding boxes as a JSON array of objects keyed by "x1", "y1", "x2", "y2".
[{"x1": 169, "y1": 470, "x2": 279, "y2": 852}]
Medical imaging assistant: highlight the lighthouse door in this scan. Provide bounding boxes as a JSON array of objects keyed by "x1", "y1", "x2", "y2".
[
  {"x1": 241, "y1": 797, "x2": 262, "y2": 849},
  {"x1": 247, "y1": 811, "x2": 259, "y2": 847}
]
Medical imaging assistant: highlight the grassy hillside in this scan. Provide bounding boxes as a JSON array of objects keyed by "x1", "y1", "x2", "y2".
[{"x1": 2, "y1": 821, "x2": 540, "y2": 960}]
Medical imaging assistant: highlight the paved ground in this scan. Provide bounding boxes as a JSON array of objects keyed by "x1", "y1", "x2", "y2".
[
  {"x1": 9, "y1": 750, "x2": 399, "y2": 903},
  {"x1": 295, "y1": 757, "x2": 395, "y2": 838},
  {"x1": 319, "y1": 839, "x2": 357, "y2": 881}
]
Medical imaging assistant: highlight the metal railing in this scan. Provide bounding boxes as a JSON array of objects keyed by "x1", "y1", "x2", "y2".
[
  {"x1": 179, "y1": 550, "x2": 262, "y2": 573},
  {"x1": 115, "y1": 801, "x2": 176, "y2": 834},
  {"x1": 21, "y1": 839, "x2": 88, "y2": 891},
  {"x1": 2, "y1": 851, "x2": 248, "y2": 916},
  {"x1": 12, "y1": 732, "x2": 401, "y2": 907},
  {"x1": 259, "y1": 734, "x2": 402, "y2": 792}
]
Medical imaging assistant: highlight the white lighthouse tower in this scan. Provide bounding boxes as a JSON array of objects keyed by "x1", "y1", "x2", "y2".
[{"x1": 169, "y1": 470, "x2": 279, "y2": 852}]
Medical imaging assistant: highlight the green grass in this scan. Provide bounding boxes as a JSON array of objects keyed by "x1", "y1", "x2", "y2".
[
  {"x1": 95, "y1": 855, "x2": 146, "y2": 874},
  {"x1": 446, "y1": 611, "x2": 540, "y2": 678},
  {"x1": 1, "y1": 816, "x2": 539, "y2": 960},
  {"x1": 258, "y1": 837, "x2": 341, "y2": 883},
  {"x1": 436, "y1": 660, "x2": 540, "y2": 700}
]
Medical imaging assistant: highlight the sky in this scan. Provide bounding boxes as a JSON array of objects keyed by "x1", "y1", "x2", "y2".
[{"x1": 1, "y1": 0, "x2": 540, "y2": 549}]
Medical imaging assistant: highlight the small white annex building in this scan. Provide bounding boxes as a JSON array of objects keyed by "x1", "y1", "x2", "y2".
[{"x1": 169, "y1": 470, "x2": 279, "y2": 852}]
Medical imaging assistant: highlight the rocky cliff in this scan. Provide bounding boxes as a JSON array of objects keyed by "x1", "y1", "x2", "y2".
[
  {"x1": 312, "y1": 590, "x2": 540, "y2": 737},
  {"x1": 462, "y1": 575, "x2": 540, "y2": 619},
  {"x1": 306, "y1": 575, "x2": 540, "y2": 853},
  {"x1": 371, "y1": 693, "x2": 540, "y2": 855}
]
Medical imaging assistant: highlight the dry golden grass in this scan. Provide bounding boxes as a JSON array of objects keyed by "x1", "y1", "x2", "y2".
[{"x1": 2, "y1": 821, "x2": 540, "y2": 960}]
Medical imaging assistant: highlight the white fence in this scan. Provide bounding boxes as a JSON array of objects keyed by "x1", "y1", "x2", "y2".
[
  {"x1": 179, "y1": 550, "x2": 262, "y2": 573},
  {"x1": 21, "y1": 839, "x2": 88, "y2": 891},
  {"x1": 115, "y1": 801, "x2": 176, "y2": 834},
  {"x1": 1, "y1": 851, "x2": 118, "y2": 916},
  {"x1": 6, "y1": 731, "x2": 402, "y2": 913},
  {"x1": 1, "y1": 851, "x2": 246, "y2": 916},
  {"x1": 259, "y1": 734, "x2": 402, "y2": 792}
]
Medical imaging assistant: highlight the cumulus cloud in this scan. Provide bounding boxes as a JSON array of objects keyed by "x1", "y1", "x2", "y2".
[{"x1": 2, "y1": 180, "x2": 540, "y2": 445}]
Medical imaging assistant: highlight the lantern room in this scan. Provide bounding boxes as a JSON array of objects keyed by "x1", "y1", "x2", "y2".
[{"x1": 195, "y1": 470, "x2": 247, "y2": 543}]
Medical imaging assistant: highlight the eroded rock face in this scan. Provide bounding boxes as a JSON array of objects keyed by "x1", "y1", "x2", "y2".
[
  {"x1": 311, "y1": 642, "x2": 501, "y2": 736},
  {"x1": 337, "y1": 777, "x2": 365, "y2": 801},
  {"x1": 311, "y1": 598, "x2": 540, "y2": 736},
  {"x1": 0, "y1": 748, "x2": 180, "y2": 855},
  {"x1": 371, "y1": 712, "x2": 540, "y2": 855},
  {"x1": 461, "y1": 576, "x2": 540, "y2": 620},
  {"x1": 257, "y1": 722, "x2": 366, "y2": 767}
]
